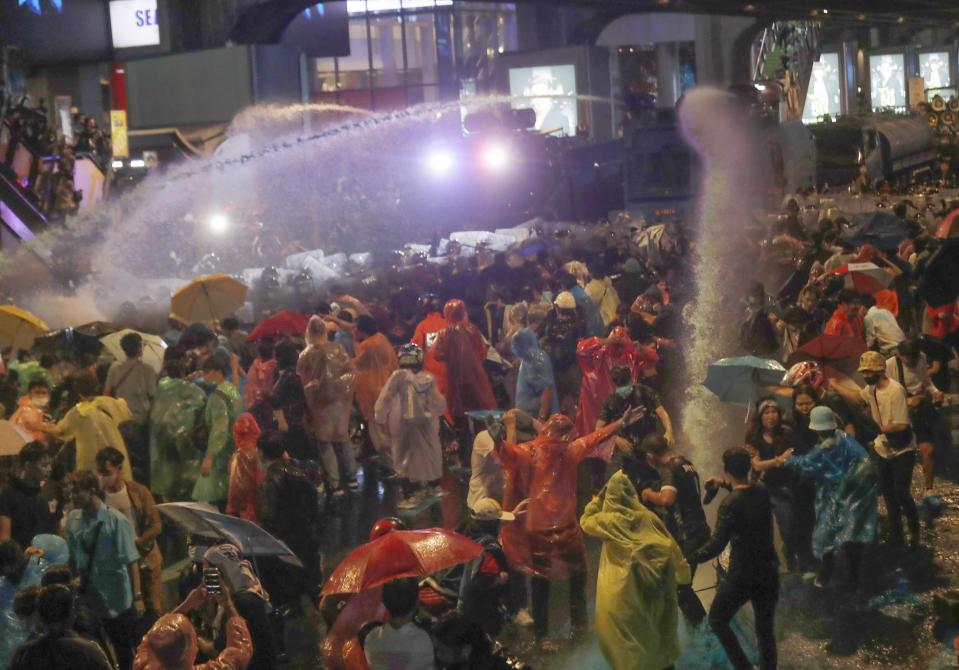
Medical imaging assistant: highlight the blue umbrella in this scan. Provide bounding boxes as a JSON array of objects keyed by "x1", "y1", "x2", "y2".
[
  {"x1": 844, "y1": 211, "x2": 913, "y2": 251},
  {"x1": 703, "y1": 355, "x2": 788, "y2": 407}
]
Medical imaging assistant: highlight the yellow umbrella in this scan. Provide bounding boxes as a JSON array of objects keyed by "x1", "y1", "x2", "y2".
[
  {"x1": 0, "y1": 305, "x2": 49, "y2": 349},
  {"x1": 170, "y1": 274, "x2": 248, "y2": 324}
]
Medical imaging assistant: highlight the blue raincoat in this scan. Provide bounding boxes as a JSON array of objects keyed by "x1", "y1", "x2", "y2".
[
  {"x1": 510, "y1": 328, "x2": 559, "y2": 418},
  {"x1": 784, "y1": 430, "x2": 877, "y2": 558}
]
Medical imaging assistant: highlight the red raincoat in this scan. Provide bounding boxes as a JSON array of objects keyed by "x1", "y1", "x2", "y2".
[
  {"x1": 243, "y1": 357, "x2": 276, "y2": 410},
  {"x1": 824, "y1": 306, "x2": 864, "y2": 339},
  {"x1": 226, "y1": 413, "x2": 263, "y2": 521},
  {"x1": 433, "y1": 300, "x2": 496, "y2": 417},
  {"x1": 495, "y1": 416, "x2": 621, "y2": 578},
  {"x1": 353, "y1": 332, "x2": 398, "y2": 421},
  {"x1": 573, "y1": 326, "x2": 659, "y2": 437},
  {"x1": 411, "y1": 311, "x2": 449, "y2": 400}
]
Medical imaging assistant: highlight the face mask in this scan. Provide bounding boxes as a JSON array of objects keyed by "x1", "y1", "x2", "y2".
[
  {"x1": 615, "y1": 385, "x2": 633, "y2": 397},
  {"x1": 30, "y1": 397, "x2": 49, "y2": 408},
  {"x1": 862, "y1": 373, "x2": 880, "y2": 385}
]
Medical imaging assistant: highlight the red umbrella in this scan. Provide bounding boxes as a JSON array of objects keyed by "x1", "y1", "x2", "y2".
[
  {"x1": 246, "y1": 311, "x2": 310, "y2": 342},
  {"x1": 827, "y1": 262, "x2": 894, "y2": 295},
  {"x1": 936, "y1": 209, "x2": 959, "y2": 239},
  {"x1": 787, "y1": 334, "x2": 866, "y2": 380},
  {"x1": 321, "y1": 528, "x2": 483, "y2": 595}
]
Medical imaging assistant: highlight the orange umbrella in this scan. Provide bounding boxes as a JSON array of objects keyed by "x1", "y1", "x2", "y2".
[
  {"x1": 321, "y1": 528, "x2": 482, "y2": 595},
  {"x1": 936, "y1": 209, "x2": 959, "y2": 239}
]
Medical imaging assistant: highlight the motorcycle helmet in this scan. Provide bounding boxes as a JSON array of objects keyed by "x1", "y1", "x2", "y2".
[
  {"x1": 397, "y1": 343, "x2": 425, "y2": 369},
  {"x1": 369, "y1": 517, "x2": 408, "y2": 541}
]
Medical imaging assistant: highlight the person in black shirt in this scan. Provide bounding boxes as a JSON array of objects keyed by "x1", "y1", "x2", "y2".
[
  {"x1": 269, "y1": 341, "x2": 315, "y2": 463},
  {"x1": 690, "y1": 447, "x2": 779, "y2": 670},
  {"x1": 0, "y1": 441, "x2": 58, "y2": 549},
  {"x1": 597, "y1": 365, "x2": 673, "y2": 447},
  {"x1": 636, "y1": 434, "x2": 709, "y2": 625}
]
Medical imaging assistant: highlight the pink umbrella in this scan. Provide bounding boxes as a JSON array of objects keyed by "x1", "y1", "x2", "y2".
[
  {"x1": 827, "y1": 262, "x2": 894, "y2": 295},
  {"x1": 936, "y1": 209, "x2": 959, "y2": 239}
]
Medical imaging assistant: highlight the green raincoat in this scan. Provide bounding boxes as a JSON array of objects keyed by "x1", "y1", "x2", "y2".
[
  {"x1": 580, "y1": 470, "x2": 691, "y2": 670},
  {"x1": 149, "y1": 377, "x2": 207, "y2": 500},
  {"x1": 191, "y1": 381, "x2": 241, "y2": 503}
]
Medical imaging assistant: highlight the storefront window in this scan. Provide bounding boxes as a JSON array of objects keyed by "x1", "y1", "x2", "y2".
[
  {"x1": 314, "y1": 57, "x2": 338, "y2": 92},
  {"x1": 619, "y1": 45, "x2": 658, "y2": 112},
  {"x1": 370, "y1": 14, "x2": 405, "y2": 87},
  {"x1": 404, "y1": 12, "x2": 438, "y2": 84}
]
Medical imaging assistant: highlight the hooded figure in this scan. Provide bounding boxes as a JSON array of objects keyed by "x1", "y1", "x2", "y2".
[
  {"x1": 580, "y1": 471, "x2": 690, "y2": 670},
  {"x1": 48, "y1": 395, "x2": 133, "y2": 480},
  {"x1": 226, "y1": 413, "x2": 263, "y2": 521},
  {"x1": 134, "y1": 612, "x2": 252, "y2": 670},
  {"x1": 574, "y1": 326, "x2": 658, "y2": 437},
  {"x1": 410, "y1": 301, "x2": 449, "y2": 403},
  {"x1": 492, "y1": 414, "x2": 628, "y2": 644},
  {"x1": 374, "y1": 355, "x2": 447, "y2": 484},
  {"x1": 297, "y1": 316, "x2": 356, "y2": 444},
  {"x1": 149, "y1": 374, "x2": 207, "y2": 501},
  {"x1": 433, "y1": 300, "x2": 496, "y2": 417},
  {"x1": 511, "y1": 328, "x2": 559, "y2": 419},
  {"x1": 784, "y1": 423, "x2": 878, "y2": 558}
]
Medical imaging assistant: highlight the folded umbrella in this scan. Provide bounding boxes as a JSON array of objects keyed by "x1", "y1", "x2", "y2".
[
  {"x1": 0, "y1": 305, "x2": 49, "y2": 350},
  {"x1": 787, "y1": 333, "x2": 866, "y2": 381},
  {"x1": 171, "y1": 274, "x2": 248, "y2": 324},
  {"x1": 157, "y1": 502, "x2": 300, "y2": 563},
  {"x1": 827, "y1": 262, "x2": 895, "y2": 295},
  {"x1": 321, "y1": 528, "x2": 483, "y2": 595},
  {"x1": 246, "y1": 311, "x2": 311, "y2": 342},
  {"x1": 100, "y1": 329, "x2": 168, "y2": 374},
  {"x1": 702, "y1": 356, "x2": 787, "y2": 407}
]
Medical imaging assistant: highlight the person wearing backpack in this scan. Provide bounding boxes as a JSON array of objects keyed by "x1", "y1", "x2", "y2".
[
  {"x1": 374, "y1": 343, "x2": 446, "y2": 509},
  {"x1": 256, "y1": 430, "x2": 321, "y2": 586},
  {"x1": 191, "y1": 358, "x2": 241, "y2": 507}
]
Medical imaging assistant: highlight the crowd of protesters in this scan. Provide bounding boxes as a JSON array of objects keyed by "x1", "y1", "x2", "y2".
[{"x1": 0, "y1": 182, "x2": 954, "y2": 670}]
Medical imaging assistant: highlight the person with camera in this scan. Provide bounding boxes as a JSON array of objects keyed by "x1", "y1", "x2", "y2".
[
  {"x1": 688, "y1": 447, "x2": 779, "y2": 670},
  {"x1": 134, "y1": 579, "x2": 252, "y2": 670},
  {"x1": 829, "y1": 351, "x2": 920, "y2": 546},
  {"x1": 199, "y1": 543, "x2": 277, "y2": 670}
]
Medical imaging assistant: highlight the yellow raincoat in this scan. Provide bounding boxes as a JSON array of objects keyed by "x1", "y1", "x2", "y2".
[
  {"x1": 50, "y1": 396, "x2": 133, "y2": 480},
  {"x1": 580, "y1": 470, "x2": 691, "y2": 670}
]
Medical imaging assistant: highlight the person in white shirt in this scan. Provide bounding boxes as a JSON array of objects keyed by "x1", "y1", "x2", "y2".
[
  {"x1": 886, "y1": 341, "x2": 944, "y2": 497},
  {"x1": 862, "y1": 295, "x2": 906, "y2": 355},
  {"x1": 363, "y1": 578, "x2": 435, "y2": 670},
  {"x1": 830, "y1": 351, "x2": 919, "y2": 546}
]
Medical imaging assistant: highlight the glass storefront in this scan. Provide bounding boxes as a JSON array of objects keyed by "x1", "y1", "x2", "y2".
[{"x1": 308, "y1": 1, "x2": 517, "y2": 111}]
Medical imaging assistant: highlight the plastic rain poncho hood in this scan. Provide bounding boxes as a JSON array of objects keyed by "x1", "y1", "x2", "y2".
[
  {"x1": 511, "y1": 328, "x2": 559, "y2": 417},
  {"x1": 785, "y1": 429, "x2": 877, "y2": 557},
  {"x1": 149, "y1": 376, "x2": 207, "y2": 500},
  {"x1": 297, "y1": 315, "x2": 356, "y2": 442},
  {"x1": 581, "y1": 471, "x2": 690, "y2": 670},
  {"x1": 433, "y1": 300, "x2": 496, "y2": 417}
]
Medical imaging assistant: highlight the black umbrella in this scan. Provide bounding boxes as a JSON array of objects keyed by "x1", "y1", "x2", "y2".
[{"x1": 919, "y1": 238, "x2": 959, "y2": 309}]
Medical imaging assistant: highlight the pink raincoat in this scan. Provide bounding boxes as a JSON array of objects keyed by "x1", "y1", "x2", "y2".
[
  {"x1": 433, "y1": 300, "x2": 496, "y2": 417},
  {"x1": 574, "y1": 326, "x2": 659, "y2": 437},
  {"x1": 243, "y1": 358, "x2": 276, "y2": 410}
]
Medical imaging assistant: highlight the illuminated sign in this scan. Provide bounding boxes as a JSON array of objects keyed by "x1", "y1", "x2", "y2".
[{"x1": 109, "y1": 0, "x2": 160, "y2": 49}]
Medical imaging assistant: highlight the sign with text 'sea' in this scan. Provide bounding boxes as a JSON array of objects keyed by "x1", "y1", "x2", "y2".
[{"x1": 109, "y1": 0, "x2": 160, "y2": 49}]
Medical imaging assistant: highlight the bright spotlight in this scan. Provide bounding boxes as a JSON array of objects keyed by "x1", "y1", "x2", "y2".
[
  {"x1": 209, "y1": 213, "x2": 230, "y2": 234},
  {"x1": 426, "y1": 148, "x2": 455, "y2": 175},
  {"x1": 483, "y1": 144, "x2": 509, "y2": 170}
]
